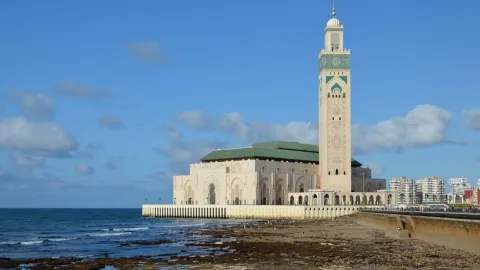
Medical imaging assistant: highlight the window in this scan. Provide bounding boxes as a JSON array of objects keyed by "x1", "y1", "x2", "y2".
[
  {"x1": 304, "y1": 169, "x2": 308, "y2": 174},
  {"x1": 343, "y1": 93, "x2": 345, "y2": 98},
  {"x1": 335, "y1": 169, "x2": 339, "y2": 175},
  {"x1": 291, "y1": 168, "x2": 295, "y2": 174},
  {"x1": 328, "y1": 171, "x2": 330, "y2": 175},
  {"x1": 344, "y1": 171, "x2": 346, "y2": 175},
  {"x1": 277, "y1": 168, "x2": 280, "y2": 173},
  {"x1": 332, "y1": 117, "x2": 334, "y2": 120},
  {"x1": 262, "y1": 166, "x2": 265, "y2": 172},
  {"x1": 339, "y1": 117, "x2": 342, "y2": 120},
  {"x1": 327, "y1": 93, "x2": 330, "y2": 98}
]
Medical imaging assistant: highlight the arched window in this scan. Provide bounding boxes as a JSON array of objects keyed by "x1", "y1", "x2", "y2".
[
  {"x1": 328, "y1": 171, "x2": 330, "y2": 175},
  {"x1": 335, "y1": 169, "x2": 339, "y2": 175},
  {"x1": 343, "y1": 93, "x2": 345, "y2": 98},
  {"x1": 209, "y1": 184, "x2": 216, "y2": 204},
  {"x1": 327, "y1": 93, "x2": 330, "y2": 98}
]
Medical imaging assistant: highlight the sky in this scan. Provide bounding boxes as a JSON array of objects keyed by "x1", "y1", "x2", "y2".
[{"x1": 1, "y1": 0, "x2": 480, "y2": 208}]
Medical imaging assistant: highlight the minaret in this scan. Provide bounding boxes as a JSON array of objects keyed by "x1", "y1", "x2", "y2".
[{"x1": 318, "y1": 4, "x2": 352, "y2": 193}]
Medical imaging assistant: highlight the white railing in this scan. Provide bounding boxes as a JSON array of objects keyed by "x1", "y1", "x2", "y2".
[{"x1": 141, "y1": 204, "x2": 385, "y2": 220}]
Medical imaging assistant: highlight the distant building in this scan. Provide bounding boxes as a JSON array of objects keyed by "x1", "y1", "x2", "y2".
[
  {"x1": 477, "y1": 179, "x2": 480, "y2": 188},
  {"x1": 448, "y1": 178, "x2": 472, "y2": 203},
  {"x1": 464, "y1": 189, "x2": 474, "y2": 204},
  {"x1": 416, "y1": 176, "x2": 446, "y2": 204},
  {"x1": 390, "y1": 177, "x2": 420, "y2": 204},
  {"x1": 448, "y1": 178, "x2": 471, "y2": 203}
]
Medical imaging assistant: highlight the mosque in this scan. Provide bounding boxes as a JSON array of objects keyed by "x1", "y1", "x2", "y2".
[{"x1": 172, "y1": 6, "x2": 395, "y2": 207}]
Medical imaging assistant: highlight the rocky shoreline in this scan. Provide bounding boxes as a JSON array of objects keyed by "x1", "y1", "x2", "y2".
[{"x1": 2, "y1": 216, "x2": 480, "y2": 269}]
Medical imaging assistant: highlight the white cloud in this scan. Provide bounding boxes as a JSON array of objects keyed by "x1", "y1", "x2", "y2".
[
  {"x1": 53, "y1": 80, "x2": 112, "y2": 99},
  {"x1": 127, "y1": 41, "x2": 169, "y2": 64},
  {"x1": 0, "y1": 117, "x2": 78, "y2": 157},
  {"x1": 153, "y1": 139, "x2": 226, "y2": 174},
  {"x1": 352, "y1": 104, "x2": 452, "y2": 153},
  {"x1": 19, "y1": 92, "x2": 55, "y2": 121},
  {"x1": 75, "y1": 164, "x2": 94, "y2": 175},
  {"x1": 176, "y1": 104, "x2": 454, "y2": 154},
  {"x1": 463, "y1": 109, "x2": 480, "y2": 131},
  {"x1": 98, "y1": 116, "x2": 125, "y2": 130},
  {"x1": 14, "y1": 154, "x2": 45, "y2": 169}
]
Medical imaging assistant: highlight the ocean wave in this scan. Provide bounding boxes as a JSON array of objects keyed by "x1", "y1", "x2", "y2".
[
  {"x1": 20, "y1": 240, "x2": 43, "y2": 245},
  {"x1": 0, "y1": 240, "x2": 18, "y2": 245},
  {"x1": 0, "y1": 237, "x2": 77, "y2": 246},
  {"x1": 102, "y1": 227, "x2": 149, "y2": 232},
  {"x1": 87, "y1": 232, "x2": 132, "y2": 237},
  {"x1": 46, "y1": 237, "x2": 77, "y2": 242}
]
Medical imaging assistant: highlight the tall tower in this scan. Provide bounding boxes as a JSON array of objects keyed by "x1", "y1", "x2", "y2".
[{"x1": 318, "y1": 5, "x2": 352, "y2": 193}]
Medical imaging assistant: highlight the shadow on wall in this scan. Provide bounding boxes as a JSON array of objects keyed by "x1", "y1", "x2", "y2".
[{"x1": 355, "y1": 212, "x2": 480, "y2": 256}]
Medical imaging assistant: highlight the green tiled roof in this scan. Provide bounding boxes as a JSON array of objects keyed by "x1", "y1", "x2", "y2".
[{"x1": 201, "y1": 141, "x2": 362, "y2": 167}]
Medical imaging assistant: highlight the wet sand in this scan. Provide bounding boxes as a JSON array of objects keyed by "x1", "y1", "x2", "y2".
[{"x1": 2, "y1": 215, "x2": 480, "y2": 269}]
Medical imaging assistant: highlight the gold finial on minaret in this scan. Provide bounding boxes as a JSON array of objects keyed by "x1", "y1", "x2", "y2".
[{"x1": 332, "y1": 2, "x2": 336, "y2": 18}]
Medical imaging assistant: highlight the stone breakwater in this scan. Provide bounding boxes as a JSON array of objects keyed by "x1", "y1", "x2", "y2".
[
  {"x1": 356, "y1": 212, "x2": 480, "y2": 255},
  {"x1": 1, "y1": 217, "x2": 480, "y2": 269}
]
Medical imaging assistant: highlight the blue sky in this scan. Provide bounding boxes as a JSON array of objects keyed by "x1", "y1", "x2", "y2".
[{"x1": 1, "y1": 0, "x2": 480, "y2": 208}]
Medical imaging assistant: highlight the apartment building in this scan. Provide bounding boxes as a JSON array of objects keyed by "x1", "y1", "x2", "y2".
[
  {"x1": 416, "y1": 176, "x2": 446, "y2": 204},
  {"x1": 448, "y1": 178, "x2": 471, "y2": 204},
  {"x1": 390, "y1": 176, "x2": 420, "y2": 204}
]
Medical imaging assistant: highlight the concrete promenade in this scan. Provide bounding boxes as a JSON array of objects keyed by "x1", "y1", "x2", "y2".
[
  {"x1": 359, "y1": 208, "x2": 480, "y2": 220},
  {"x1": 142, "y1": 204, "x2": 383, "y2": 220},
  {"x1": 356, "y1": 210, "x2": 480, "y2": 255}
]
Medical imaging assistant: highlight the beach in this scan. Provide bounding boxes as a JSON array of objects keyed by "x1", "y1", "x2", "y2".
[{"x1": 2, "y1": 215, "x2": 480, "y2": 269}]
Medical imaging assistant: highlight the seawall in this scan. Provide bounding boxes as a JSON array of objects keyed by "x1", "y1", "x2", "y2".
[
  {"x1": 356, "y1": 211, "x2": 480, "y2": 255},
  {"x1": 142, "y1": 204, "x2": 376, "y2": 220}
]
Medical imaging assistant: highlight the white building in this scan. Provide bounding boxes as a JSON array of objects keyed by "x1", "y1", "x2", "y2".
[
  {"x1": 448, "y1": 177, "x2": 471, "y2": 204},
  {"x1": 172, "y1": 6, "x2": 396, "y2": 207},
  {"x1": 390, "y1": 177, "x2": 420, "y2": 204},
  {"x1": 416, "y1": 176, "x2": 446, "y2": 204}
]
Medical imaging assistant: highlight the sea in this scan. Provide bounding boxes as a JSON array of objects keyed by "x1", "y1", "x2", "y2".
[{"x1": 0, "y1": 208, "x2": 248, "y2": 261}]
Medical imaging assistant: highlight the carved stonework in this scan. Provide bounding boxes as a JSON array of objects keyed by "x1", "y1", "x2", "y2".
[{"x1": 320, "y1": 54, "x2": 350, "y2": 70}]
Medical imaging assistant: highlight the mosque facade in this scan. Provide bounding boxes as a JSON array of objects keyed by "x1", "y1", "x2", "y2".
[{"x1": 172, "y1": 7, "x2": 396, "y2": 207}]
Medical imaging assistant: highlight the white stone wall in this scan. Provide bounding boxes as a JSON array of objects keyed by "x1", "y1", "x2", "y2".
[
  {"x1": 173, "y1": 159, "x2": 388, "y2": 206},
  {"x1": 173, "y1": 159, "x2": 320, "y2": 206}
]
